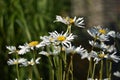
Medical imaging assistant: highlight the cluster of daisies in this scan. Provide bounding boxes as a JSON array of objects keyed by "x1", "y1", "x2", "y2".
[
  {"x1": 6, "y1": 15, "x2": 120, "y2": 80},
  {"x1": 87, "y1": 26, "x2": 120, "y2": 64},
  {"x1": 6, "y1": 15, "x2": 84, "y2": 66},
  {"x1": 85, "y1": 26, "x2": 120, "y2": 79}
]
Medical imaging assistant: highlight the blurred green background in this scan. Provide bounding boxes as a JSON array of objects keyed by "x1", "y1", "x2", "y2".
[{"x1": 1, "y1": 0, "x2": 120, "y2": 80}]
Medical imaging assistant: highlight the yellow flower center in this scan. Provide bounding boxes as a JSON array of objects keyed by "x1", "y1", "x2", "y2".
[
  {"x1": 28, "y1": 62, "x2": 34, "y2": 65},
  {"x1": 98, "y1": 53, "x2": 105, "y2": 58},
  {"x1": 29, "y1": 41, "x2": 39, "y2": 47},
  {"x1": 62, "y1": 47, "x2": 65, "y2": 51},
  {"x1": 16, "y1": 50, "x2": 19, "y2": 53},
  {"x1": 57, "y1": 36, "x2": 66, "y2": 41},
  {"x1": 69, "y1": 18, "x2": 74, "y2": 24},
  {"x1": 65, "y1": 17, "x2": 74, "y2": 24},
  {"x1": 99, "y1": 29, "x2": 106, "y2": 34},
  {"x1": 14, "y1": 60, "x2": 18, "y2": 64}
]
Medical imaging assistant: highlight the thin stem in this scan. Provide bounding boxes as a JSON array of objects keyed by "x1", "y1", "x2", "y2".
[
  {"x1": 63, "y1": 52, "x2": 66, "y2": 80},
  {"x1": 108, "y1": 62, "x2": 112, "y2": 80},
  {"x1": 29, "y1": 66, "x2": 33, "y2": 80},
  {"x1": 16, "y1": 54, "x2": 20, "y2": 80},
  {"x1": 100, "y1": 60, "x2": 103, "y2": 80},
  {"x1": 59, "y1": 58, "x2": 62, "y2": 80},
  {"x1": 32, "y1": 49, "x2": 41, "y2": 80},
  {"x1": 87, "y1": 58, "x2": 92, "y2": 79},
  {"x1": 48, "y1": 57, "x2": 54, "y2": 80},
  {"x1": 33, "y1": 65, "x2": 41, "y2": 80},
  {"x1": 70, "y1": 55, "x2": 73, "y2": 80},
  {"x1": 53, "y1": 56, "x2": 59, "y2": 80},
  {"x1": 106, "y1": 60, "x2": 109, "y2": 78},
  {"x1": 87, "y1": 37, "x2": 97, "y2": 79},
  {"x1": 67, "y1": 25, "x2": 71, "y2": 34},
  {"x1": 59, "y1": 44, "x2": 63, "y2": 80},
  {"x1": 66, "y1": 54, "x2": 73, "y2": 80},
  {"x1": 16, "y1": 62, "x2": 20, "y2": 80},
  {"x1": 91, "y1": 63, "x2": 96, "y2": 79}
]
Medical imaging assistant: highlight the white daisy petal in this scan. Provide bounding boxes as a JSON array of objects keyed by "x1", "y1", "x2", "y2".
[{"x1": 113, "y1": 71, "x2": 120, "y2": 77}]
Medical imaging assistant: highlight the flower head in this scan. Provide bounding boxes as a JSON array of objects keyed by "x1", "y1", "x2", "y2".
[
  {"x1": 22, "y1": 57, "x2": 41, "y2": 66},
  {"x1": 49, "y1": 31, "x2": 75, "y2": 47},
  {"x1": 7, "y1": 58, "x2": 27, "y2": 65},
  {"x1": 89, "y1": 40, "x2": 116, "y2": 53},
  {"x1": 28, "y1": 41, "x2": 39, "y2": 47},
  {"x1": 36, "y1": 36, "x2": 52, "y2": 48},
  {"x1": 105, "y1": 52, "x2": 120, "y2": 63},
  {"x1": 27, "y1": 58, "x2": 40, "y2": 66},
  {"x1": 18, "y1": 43, "x2": 30, "y2": 55},
  {"x1": 87, "y1": 26, "x2": 110, "y2": 41},
  {"x1": 54, "y1": 15, "x2": 84, "y2": 28},
  {"x1": 6, "y1": 46, "x2": 17, "y2": 54}
]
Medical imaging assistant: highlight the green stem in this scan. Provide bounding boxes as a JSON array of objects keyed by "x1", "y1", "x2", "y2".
[
  {"x1": 49, "y1": 57, "x2": 54, "y2": 80},
  {"x1": 16, "y1": 62, "x2": 20, "y2": 80},
  {"x1": 108, "y1": 62, "x2": 112, "y2": 80},
  {"x1": 63, "y1": 52, "x2": 66, "y2": 80},
  {"x1": 29, "y1": 66, "x2": 33, "y2": 80},
  {"x1": 52, "y1": 56, "x2": 59, "y2": 80},
  {"x1": 100, "y1": 60, "x2": 103, "y2": 80},
  {"x1": 16, "y1": 54, "x2": 20, "y2": 80},
  {"x1": 70, "y1": 55, "x2": 73, "y2": 80},
  {"x1": 91, "y1": 63, "x2": 96, "y2": 79},
  {"x1": 66, "y1": 54, "x2": 73, "y2": 80},
  {"x1": 67, "y1": 25, "x2": 71, "y2": 34},
  {"x1": 59, "y1": 44, "x2": 64, "y2": 80},
  {"x1": 59, "y1": 58, "x2": 62, "y2": 80},
  {"x1": 32, "y1": 49, "x2": 41, "y2": 80},
  {"x1": 33, "y1": 65, "x2": 41, "y2": 80},
  {"x1": 87, "y1": 37, "x2": 97, "y2": 79},
  {"x1": 87, "y1": 58, "x2": 92, "y2": 79},
  {"x1": 106, "y1": 60, "x2": 109, "y2": 78},
  {"x1": 53, "y1": 56, "x2": 59, "y2": 80}
]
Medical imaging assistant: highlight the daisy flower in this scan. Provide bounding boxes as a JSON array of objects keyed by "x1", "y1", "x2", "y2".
[
  {"x1": 22, "y1": 57, "x2": 41, "y2": 66},
  {"x1": 75, "y1": 45, "x2": 87, "y2": 54},
  {"x1": 18, "y1": 43, "x2": 30, "y2": 55},
  {"x1": 87, "y1": 26, "x2": 114, "y2": 41},
  {"x1": 54, "y1": 15, "x2": 84, "y2": 28},
  {"x1": 27, "y1": 57, "x2": 41, "y2": 66},
  {"x1": 36, "y1": 35, "x2": 56, "y2": 48},
  {"x1": 107, "y1": 31, "x2": 120, "y2": 39},
  {"x1": 65, "y1": 46, "x2": 76, "y2": 54},
  {"x1": 28, "y1": 41, "x2": 39, "y2": 50},
  {"x1": 100, "y1": 42, "x2": 116, "y2": 52},
  {"x1": 6, "y1": 46, "x2": 17, "y2": 54},
  {"x1": 93, "y1": 51, "x2": 107, "y2": 64},
  {"x1": 89, "y1": 40, "x2": 116, "y2": 53},
  {"x1": 105, "y1": 52, "x2": 120, "y2": 63},
  {"x1": 18, "y1": 41, "x2": 40, "y2": 55},
  {"x1": 78, "y1": 49, "x2": 95, "y2": 61},
  {"x1": 89, "y1": 40, "x2": 100, "y2": 48},
  {"x1": 7, "y1": 58, "x2": 27, "y2": 65},
  {"x1": 79, "y1": 50, "x2": 89, "y2": 60},
  {"x1": 49, "y1": 31, "x2": 75, "y2": 47}
]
